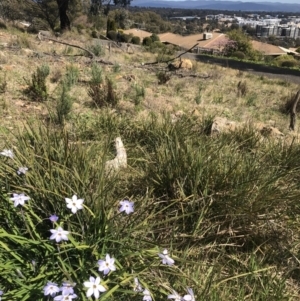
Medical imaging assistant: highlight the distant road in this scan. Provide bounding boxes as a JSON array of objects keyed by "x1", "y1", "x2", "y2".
[{"x1": 182, "y1": 53, "x2": 300, "y2": 85}]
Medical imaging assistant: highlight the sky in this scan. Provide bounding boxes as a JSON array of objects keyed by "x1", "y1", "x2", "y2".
[{"x1": 164, "y1": 0, "x2": 298, "y2": 3}]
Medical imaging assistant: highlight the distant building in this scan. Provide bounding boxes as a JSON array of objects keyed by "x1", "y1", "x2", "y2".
[{"x1": 256, "y1": 25, "x2": 300, "y2": 38}]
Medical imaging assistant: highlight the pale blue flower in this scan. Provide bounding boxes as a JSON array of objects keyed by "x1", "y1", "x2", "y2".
[
  {"x1": 60, "y1": 282, "x2": 76, "y2": 295},
  {"x1": 43, "y1": 282, "x2": 60, "y2": 297},
  {"x1": 168, "y1": 289, "x2": 182, "y2": 301},
  {"x1": 17, "y1": 167, "x2": 28, "y2": 175},
  {"x1": 50, "y1": 227, "x2": 69, "y2": 243},
  {"x1": 49, "y1": 215, "x2": 59, "y2": 223},
  {"x1": 183, "y1": 288, "x2": 195, "y2": 301},
  {"x1": 98, "y1": 254, "x2": 116, "y2": 275},
  {"x1": 54, "y1": 292, "x2": 77, "y2": 301},
  {"x1": 119, "y1": 199, "x2": 134, "y2": 214},
  {"x1": 0, "y1": 149, "x2": 14, "y2": 158},
  {"x1": 65, "y1": 195, "x2": 84, "y2": 214},
  {"x1": 133, "y1": 277, "x2": 143, "y2": 292},
  {"x1": 10, "y1": 193, "x2": 30, "y2": 207},
  {"x1": 143, "y1": 289, "x2": 152, "y2": 301},
  {"x1": 158, "y1": 249, "x2": 175, "y2": 266},
  {"x1": 84, "y1": 276, "x2": 106, "y2": 299}
]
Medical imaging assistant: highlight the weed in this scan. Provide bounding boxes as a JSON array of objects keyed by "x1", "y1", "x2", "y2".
[
  {"x1": 237, "y1": 80, "x2": 248, "y2": 97},
  {"x1": 90, "y1": 63, "x2": 103, "y2": 85},
  {"x1": 63, "y1": 46, "x2": 73, "y2": 55},
  {"x1": 0, "y1": 73, "x2": 7, "y2": 94},
  {"x1": 156, "y1": 71, "x2": 170, "y2": 84},
  {"x1": 50, "y1": 69, "x2": 62, "y2": 83},
  {"x1": 133, "y1": 84, "x2": 145, "y2": 106},
  {"x1": 112, "y1": 63, "x2": 121, "y2": 73},
  {"x1": 24, "y1": 64, "x2": 50, "y2": 102},
  {"x1": 63, "y1": 64, "x2": 79, "y2": 89},
  {"x1": 246, "y1": 93, "x2": 257, "y2": 106}
]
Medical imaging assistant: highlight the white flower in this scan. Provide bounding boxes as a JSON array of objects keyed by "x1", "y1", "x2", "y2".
[
  {"x1": 98, "y1": 254, "x2": 116, "y2": 275},
  {"x1": 84, "y1": 276, "x2": 106, "y2": 299},
  {"x1": 65, "y1": 195, "x2": 84, "y2": 214},
  {"x1": 158, "y1": 249, "x2": 175, "y2": 266},
  {"x1": 0, "y1": 149, "x2": 14, "y2": 158},
  {"x1": 50, "y1": 227, "x2": 69, "y2": 243},
  {"x1": 54, "y1": 292, "x2": 77, "y2": 301},
  {"x1": 143, "y1": 289, "x2": 152, "y2": 301},
  {"x1": 183, "y1": 288, "x2": 195, "y2": 301},
  {"x1": 119, "y1": 199, "x2": 134, "y2": 214},
  {"x1": 43, "y1": 282, "x2": 60, "y2": 297},
  {"x1": 17, "y1": 167, "x2": 28, "y2": 175},
  {"x1": 168, "y1": 289, "x2": 182, "y2": 301},
  {"x1": 60, "y1": 282, "x2": 76, "y2": 295},
  {"x1": 10, "y1": 193, "x2": 30, "y2": 207},
  {"x1": 133, "y1": 277, "x2": 143, "y2": 292}
]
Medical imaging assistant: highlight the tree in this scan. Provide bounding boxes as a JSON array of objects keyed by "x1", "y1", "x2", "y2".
[
  {"x1": 90, "y1": 0, "x2": 131, "y2": 16},
  {"x1": 56, "y1": 0, "x2": 70, "y2": 30},
  {"x1": 224, "y1": 29, "x2": 261, "y2": 61}
]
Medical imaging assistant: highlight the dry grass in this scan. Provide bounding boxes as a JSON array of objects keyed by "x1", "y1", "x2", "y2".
[{"x1": 0, "y1": 26, "x2": 298, "y2": 137}]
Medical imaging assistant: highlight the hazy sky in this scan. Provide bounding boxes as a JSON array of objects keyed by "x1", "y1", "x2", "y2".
[{"x1": 164, "y1": 0, "x2": 298, "y2": 3}]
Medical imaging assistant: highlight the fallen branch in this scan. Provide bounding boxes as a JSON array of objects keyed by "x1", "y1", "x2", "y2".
[
  {"x1": 98, "y1": 34, "x2": 125, "y2": 52},
  {"x1": 143, "y1": 43, "x2": 199, "y2": 66},
  {"x1": 39, "y1": 35, "x2": 95, "y2": 59},
  {"x1": 174, "y1": 72, "x2": 210, "y2": 79},
  {"x1": 289, "y1": 90, "x2": 300, "y2": 131}
]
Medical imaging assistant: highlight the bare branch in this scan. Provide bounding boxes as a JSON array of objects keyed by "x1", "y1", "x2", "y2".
[{"x1": 144, "y1": 43, "x2": 199, "y2": 66}]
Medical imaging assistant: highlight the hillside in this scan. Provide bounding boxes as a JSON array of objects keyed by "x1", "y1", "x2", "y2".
[{"x1": 2, "y1": 26, "x2": 300, "y2": 300}]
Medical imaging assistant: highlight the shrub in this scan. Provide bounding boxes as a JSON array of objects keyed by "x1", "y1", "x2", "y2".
[
  {"x1": 87, "y1": 41, "x2": 104, "y2": 56},
  {"x1": 133, "y1": 84, "x2": 146, "y2": 106},
  {"x1": 24, "y1": 64, "x2": 50, "y2": 102},
  {"x1": 273, "y1": 55, "x2": 298, "y2": 68},
  {"x1": 91, "y1": 30, "x2": 98, "y2": 38},
  {"x1": 280, "y1": 60, "x2": 299, "y2": 68},
  {"x1": 237, "y1": 80, "x2": 248, "y2": 97},
  {"x1": 63, "y1": 64, "x2": 79, "y2": 89},
  {"x1": 150, "y1": 33, "x2": 160, "y2": 43},
  {"x1": 55, "y1": 82, "x2": 73, "y2": 125},
  {"x1": 107, "y1": 30, "x2": 117, "y2": 41},
  {"x1": 142, "y1": 37, "x2": 152, "y2": 46},
  {"x1": 131, "y1": 36, "x2": 140, "y2": 45},
  {"x1": 119, "y1": 33, "x2": 131, "y2": 43},
  {"x1": 231, "y1": 51, "x2": 246, "y2": 60},
  {"x1": 112, "y1": 63, "x2": 121, "y2": 73},
  {"x1": 88, "y1": 76, "x2": 118, "y2": 108},
  {"x1": 296, "y1": 47, "x2": 300, "y2": 53}
]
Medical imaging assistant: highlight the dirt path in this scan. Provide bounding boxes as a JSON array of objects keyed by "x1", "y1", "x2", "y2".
[{"x1": 183, "y1": 53, "x2": 300, "y2": 85}]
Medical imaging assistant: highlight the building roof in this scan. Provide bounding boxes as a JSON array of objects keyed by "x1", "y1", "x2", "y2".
[
  {"x1": 124, "y1": 29, "x2": 295, "y2": 56},
  {"x1": 251, "y1": 40, "x2": 287, "y2": 55},
  {"x1": 122, "y1": 29, "x2": 152, "y2": 39},
  {"x1": 158, "y1": 32, "x2": 227, "y2": 50}
]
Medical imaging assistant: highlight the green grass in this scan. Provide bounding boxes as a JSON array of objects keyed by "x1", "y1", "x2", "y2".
[{"x1": 1, "y1": 112, "x2": 300, "y2": 300}]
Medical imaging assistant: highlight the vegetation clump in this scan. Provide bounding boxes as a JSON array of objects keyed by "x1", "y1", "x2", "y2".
[{"x1": 24, "y1": 64, "x2": 50, "y2": 102}]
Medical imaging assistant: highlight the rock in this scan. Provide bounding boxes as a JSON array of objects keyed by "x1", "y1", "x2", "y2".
[
  {"x1": 20, "y1": 48, "x2": 34, "y2": 56},
  {"x1": 168, "y1": 58, "x2": 193, "y2": 71},
  {"x1": 211, "y1": 117, "x2": 239, "y2": 134},
  {"x1": 105, "y1": 137, "x2": 127, "y2": 175}
]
